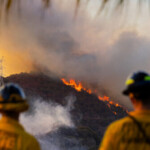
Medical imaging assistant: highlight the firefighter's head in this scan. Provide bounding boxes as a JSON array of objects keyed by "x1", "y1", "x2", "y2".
[
  {"x1": 0, "y1": 83, "x2": 29, "y2": 114},
  {"x1": 123, "y1": 71, "x2": 150, "y2": 106}
]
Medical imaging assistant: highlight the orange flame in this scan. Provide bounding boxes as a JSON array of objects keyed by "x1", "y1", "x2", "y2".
[
  {"x1": 61, "y1": 78, "x2": 92, "y2": 94},
  {"x1": 113, "y1": 111, "x2": 117, "y2": 115},
  {"x1": 61, "y1": 78, "x2": 121, "y2": 108},
  {"x1": 61, "y1": 78, "x2": 83, "y2": 92}
]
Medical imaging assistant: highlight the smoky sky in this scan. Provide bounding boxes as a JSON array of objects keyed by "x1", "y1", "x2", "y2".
[{"x1": 1, "y1": 0, "x2": 150, "y2": 109}]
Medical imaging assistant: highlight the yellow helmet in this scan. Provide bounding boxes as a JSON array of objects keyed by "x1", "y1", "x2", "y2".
[{"x1": 0, "y1": 83, "x2": 29, "y2": 112}]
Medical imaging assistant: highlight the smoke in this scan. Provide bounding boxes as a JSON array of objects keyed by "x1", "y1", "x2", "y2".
[
  {"x1": 1, "y1": 0, "x2": 150, "y2": 108},
  {"x1": 20, "y1": 95, "x2": 90, "y2": 150},
  {"x1": 20, "y1": 96, "x2": 75, "y2": 135}
]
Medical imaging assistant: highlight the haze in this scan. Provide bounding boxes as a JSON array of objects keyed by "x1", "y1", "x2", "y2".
[{"x1": 0, "y1": 0, "x2": 150, "y2": 109}]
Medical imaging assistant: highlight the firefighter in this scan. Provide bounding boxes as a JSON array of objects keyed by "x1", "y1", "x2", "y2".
[
  {"x1": 0, "y1": 83, "x2": 41, "y2": 150},
  {"x1": 99, "y1": 71, "x2": 150, "y2": 150}
]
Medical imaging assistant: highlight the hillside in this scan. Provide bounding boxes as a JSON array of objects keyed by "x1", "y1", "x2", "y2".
[{"x1": 4, "y1": 73, "x2": 127, "y2": 148}]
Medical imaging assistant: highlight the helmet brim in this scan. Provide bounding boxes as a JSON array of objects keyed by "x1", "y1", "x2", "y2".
[
  {"x1": 122, "y1": 89, "x2": 130, "y2": 95},
  {"x1": 122, "y1": 81, "x2": 150, "y2": 96},
  {"x1": 0, "y1": 100, "x2": 29, "y2": 112}
]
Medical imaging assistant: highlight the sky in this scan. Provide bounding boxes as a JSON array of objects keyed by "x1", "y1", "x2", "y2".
[{"x1": 1, "y1": 0, "x2": 150, "y2": 108}]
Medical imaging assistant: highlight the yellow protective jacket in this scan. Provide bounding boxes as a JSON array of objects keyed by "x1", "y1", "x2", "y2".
[
  {"x1": 99, "y1": 110, "x2": 150, "y2": 150},
  {"x1": 0, "y1": 116, "x2": 41, "y2": 150}
]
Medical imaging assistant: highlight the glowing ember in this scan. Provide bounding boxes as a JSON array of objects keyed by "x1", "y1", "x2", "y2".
[
  {"x1": 113, "y1": 112, "x2": 117, "y2": 115},
  {"x1": 61, "y1": 78, "x2": 121, "y2": 109},
  {"x1": 98, "y1": 96, "x2": 109, "y2": 101}
]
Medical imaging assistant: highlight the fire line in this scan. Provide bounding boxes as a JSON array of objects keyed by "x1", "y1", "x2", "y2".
[{"x1": 61, "y1": 78, "x2": 121, "y2": 108}]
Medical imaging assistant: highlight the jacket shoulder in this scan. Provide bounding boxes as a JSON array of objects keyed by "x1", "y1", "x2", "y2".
[
  {"x1": 107, "y1": 116, "x2": 131, "y2": 133},
  {"x1": 22, "y1": 132, "x2": 41, "y2": 150}
]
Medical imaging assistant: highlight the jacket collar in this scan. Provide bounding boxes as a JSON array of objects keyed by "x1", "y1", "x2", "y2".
[
  {"x1": 0, "y1": 116, "x2": 24, "y2": 131},
  {"x1": 129, "y1": 109, "x2": 150, "y2": 116}
]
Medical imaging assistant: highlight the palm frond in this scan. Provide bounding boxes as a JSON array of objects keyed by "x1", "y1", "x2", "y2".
[
  {"x1": 75, "y1": 0, "x2": 80, "y2": 12},
  {"x1": 6, "y1": 0, "x2": 12, "y2": 12},
  {"x1": 96, "y1": 0, "x2": 109, "y2": 16},
  {"x1": 74, "y1": 0, "x2": 80, "y2": 18},
  {"x1": 114, "y1": 0, "x2": 124, "y2": 10},
  {"x1": 43, "y1": 0, "x2": 50, "y2": 8}
]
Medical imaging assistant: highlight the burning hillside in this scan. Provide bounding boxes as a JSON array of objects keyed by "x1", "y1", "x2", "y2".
[
  {"x1": 5, "y1": 73, "x2": 127, "y2": 139},
  {"x1": 61, "y1": 78, "x2": 125, "y2": 115}
]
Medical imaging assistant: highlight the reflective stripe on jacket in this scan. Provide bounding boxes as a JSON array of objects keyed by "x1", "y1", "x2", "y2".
[
  {"x1": 99, "y1": 110, "x2": 150, "y2": 150},
  {"x1": 0, "y1": 116, "x2": 41, "y2": 150}
]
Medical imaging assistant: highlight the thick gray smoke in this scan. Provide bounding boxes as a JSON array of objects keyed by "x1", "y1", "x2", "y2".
[{"x1": 1, "y1": 0, "x2": 150, "y2": 109}]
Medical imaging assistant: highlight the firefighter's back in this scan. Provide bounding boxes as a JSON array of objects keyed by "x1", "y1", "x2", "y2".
[
  {"x1": 0, "y1": 116, "x2": 40, "y2": 150},
  {"x1": 111, "y1": 111, "x2": 150, "y2": 150}
]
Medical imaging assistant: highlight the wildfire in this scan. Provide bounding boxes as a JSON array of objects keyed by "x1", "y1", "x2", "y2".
[
  {"x1": 61, "y1": 78, "x2": 92, "y2": 94},
  {"x1": 61, "y1": 78, "x2": 121, "y2": 109}
]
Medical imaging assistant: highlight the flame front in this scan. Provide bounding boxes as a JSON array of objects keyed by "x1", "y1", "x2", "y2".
[
  {"x1": 61, "y1": 79, "x2": 83, "y2": 92},
  {"x1": 61, "y1": 78, "x2": 120, "y2": 109},
  {"x1": 61, "y1": 78, "x2": 92, "y2": 94}
]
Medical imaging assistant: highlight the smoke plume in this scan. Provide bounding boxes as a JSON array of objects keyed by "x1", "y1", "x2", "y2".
[
  {"x1": 1, "y1": 0, "x2": 150, "y2": 109},
  {"x1": 20, "y1": 96, "x2": 75, "y2": 135}
]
